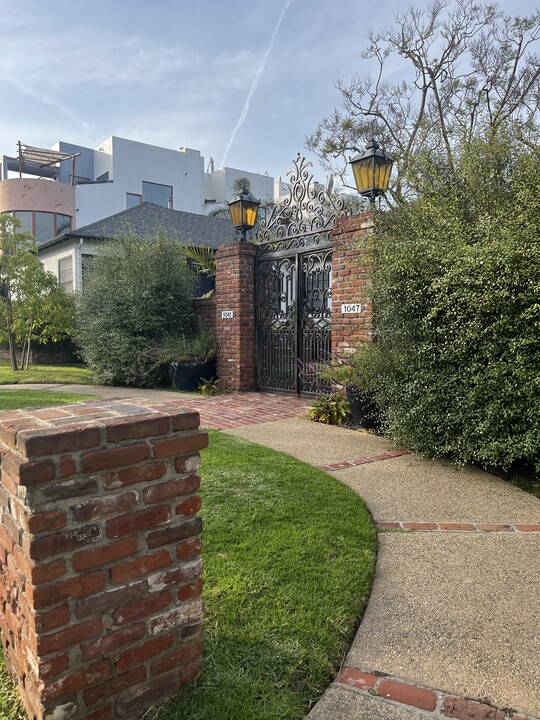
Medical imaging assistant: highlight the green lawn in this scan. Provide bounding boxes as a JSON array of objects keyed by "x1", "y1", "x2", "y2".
[
  {"x1": 0, "y1": 389, "x2": 95, "y2": 411},
  {"x1": 0, "y1": 358, "x2": 94, "y2": 385},
  {"x1": 0, "y1": 394, "x2": 376, "y2": 720}
]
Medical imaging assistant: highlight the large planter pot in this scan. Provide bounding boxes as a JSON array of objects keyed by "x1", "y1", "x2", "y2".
[
  {"x1": 170, "y1": 360, "x2": 217, "y2": 392},
  {"x1": 346, "y1": 387, "x2": 380, "y2": 430}
]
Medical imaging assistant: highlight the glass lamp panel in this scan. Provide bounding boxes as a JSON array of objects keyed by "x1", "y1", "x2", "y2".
[
  {"x1": 243, "y1": 203, "x2": 258, "y2": 228},
  {"x1": 229, "y1": 201, "x2": 242, "y2": 228},
  {"x1": 353, "y1": 158, "x2": 373, "y2": 195}
]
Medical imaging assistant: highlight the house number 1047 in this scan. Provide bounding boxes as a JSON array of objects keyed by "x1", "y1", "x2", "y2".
[{"x1": 341, "y1": 303, "x2": 364, "y2": 314}]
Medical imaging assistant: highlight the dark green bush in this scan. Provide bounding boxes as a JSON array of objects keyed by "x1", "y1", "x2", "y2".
[
  {"x1": 75, "y1": 233, "x2": 195, "y2": 386},
  {"x1": 370, "y1": 139, "x2": 540, "y2": 471}
]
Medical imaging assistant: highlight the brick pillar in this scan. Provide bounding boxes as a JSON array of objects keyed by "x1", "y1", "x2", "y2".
[
  {"x1": 214, "y1": 241, "x2": 256, "y2": 392},
  {"x1": 331, "y1": 211, "x2": 374, "y2": 355},
  {"x1": 0, "y1": 398, "x2": 206, "y2": 720}
]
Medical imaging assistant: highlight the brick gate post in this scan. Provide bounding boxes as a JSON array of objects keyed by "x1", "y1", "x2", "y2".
[
  {"x1": 330, "y1": 211, "x2": 374, "y2": 355},
  {"x1": 214, "y1": 241, "x2": 257, "y2": 392}
]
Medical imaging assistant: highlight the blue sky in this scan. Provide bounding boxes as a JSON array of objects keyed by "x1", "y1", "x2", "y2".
[{"x1": 0, "y1": 0, "x2": 537, "y2": 184}]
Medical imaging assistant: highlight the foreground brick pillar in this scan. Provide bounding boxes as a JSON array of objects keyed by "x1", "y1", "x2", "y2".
[
  {"x1": 331, "y1": 211, "x2": 374, "y2": 354},
  {"x1": 214, "y1": 241, "x2": 256, "y2": 391},
  {"x1": 0, "y1": 398, "x2": 206, "y2": 720}
]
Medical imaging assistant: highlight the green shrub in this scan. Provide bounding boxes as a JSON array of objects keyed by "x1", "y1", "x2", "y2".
[
  {"x1": 370, "y1": 138, "x2": 540, "y2": 471},
  {"x1": 307, "y1": 392, "x2": 352, "y2": 426},
  {"x1": 157, "y1": 331, "x2": 216, "y2": 363},
  {"x1": 75, "y1": 233, "x2": 195, "y2": 386}
]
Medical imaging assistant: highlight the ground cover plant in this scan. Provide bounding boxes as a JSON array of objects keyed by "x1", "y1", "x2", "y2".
[{"x1": 0, "y1": 358, "x2": 94, "y2": 386}]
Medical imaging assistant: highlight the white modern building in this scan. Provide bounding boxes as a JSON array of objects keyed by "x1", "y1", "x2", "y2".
[{"x1": 0, "y1": 135, "x2": 274, "y2": 239}]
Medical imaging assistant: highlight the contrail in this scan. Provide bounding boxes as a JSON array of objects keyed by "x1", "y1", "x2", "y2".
[{"x1": 220, "y1": 0, "x2": 293, "y2": 168}]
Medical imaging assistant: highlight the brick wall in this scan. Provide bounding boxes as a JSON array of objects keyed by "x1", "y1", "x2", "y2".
[
  {"x1": 214, "y1": 242, "x2": 256, "y2": 392},
  {"x1": 0, "y1": 398, "x2": 206, "y2": 720},
  {"x1": 331, "y1": 212, "x2": 374, "y2": 354},
  {"x1": 192, "y1": 297, "x2": 216, "y2": 336}
]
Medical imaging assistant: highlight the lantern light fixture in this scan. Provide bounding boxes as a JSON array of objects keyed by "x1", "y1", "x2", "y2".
[
  {"x1": 350, "y1": 139, "x2": 393, "y2": 202},
  {"x1": 227, "y1": 186, "x2": 261, "y2": 241}
]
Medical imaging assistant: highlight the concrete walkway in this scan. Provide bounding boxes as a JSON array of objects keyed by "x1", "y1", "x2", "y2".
[{"x1": 6, "y1": 385, "x2": 540, "y2": 719}]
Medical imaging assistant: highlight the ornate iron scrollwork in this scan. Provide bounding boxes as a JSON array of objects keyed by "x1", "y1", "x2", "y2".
[{"x1": 255, "y1": 154, "x2": 348, "y2": 255}]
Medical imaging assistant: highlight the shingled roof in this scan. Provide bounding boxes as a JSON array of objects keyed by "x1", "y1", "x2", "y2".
[{"x1": 38, "y1": 202, "x2": 234, "y2": 250}]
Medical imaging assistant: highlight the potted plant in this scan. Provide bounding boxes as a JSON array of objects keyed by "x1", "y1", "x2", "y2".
[
  {"x1": 159, "y1": 332, "x2": 217, "y2": 392},
  {"x1": 319, "y1": 349, "x2": 381, "y2": 430}
]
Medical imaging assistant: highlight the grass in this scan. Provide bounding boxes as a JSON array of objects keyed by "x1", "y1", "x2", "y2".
[
  {"x1": 149, "y1": 431, "x2": 376, "y2": 720},
  {"x1": 0, "y1": 399, "x2": 376, "y2": 720},
  {"x1": 0, "y1": 389, "x2": 96, "y2": 411},
  {"x1": 0, "y1": 358, "x2": 94, "y2": 385}
]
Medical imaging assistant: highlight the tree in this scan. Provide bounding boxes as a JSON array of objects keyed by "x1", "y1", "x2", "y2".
[
  {"x1": 306, "y1": 0, "x2": 540, "y2": 202},
  {"x1": 75, "y1": 232, "x2": 196, "y2": 386},
  {"x1": 0, "y1": 214, "x2": 74, "y2": 370}
]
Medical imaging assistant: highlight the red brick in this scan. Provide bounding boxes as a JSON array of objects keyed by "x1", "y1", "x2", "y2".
[
  {"x1": 402, "y1": 522, "x2": 439, "y2": 531},
  {"x1": 81, "y1": 623, "x2": 146, "y2": 661},
  {"x1": 106, "y1": 415, "x2": 170, "y2": 443},
  {"x1": 150, "y1": 640, "x2": 201, "y2": 676},
  {"x1": 515, "y1": 524, "x2": 540, "y2": 532},
  {"x1": 106, "y1": 505, "x2": 170, "y2": 538},
  {"x1": 181, "y1": 659, "x2": 201, "y2": 683},
  {"x1": 115, "y1": 670, "x2": 179, "y2": 716},
  {"x1": 73, "y1": 537, "x2": 138, "y2": 571},
  {"x1": 113, "y1": 590, "x2": 172, "y2": 626},
  {"x1": 1, "y1": 453, "x2": 55, "y2": 486},
  {"x1": 378, "y1": 679, "x2": 437, "y2": 711},
  {"x1": 76, "y1": 581, "x2": 146, "y2": 618},
  {"x1": 0, "y1": 418, "x2": 42, "y2": 450},
  {"x1": 42, "y1": 659, "x2": 112, "y2": 701},
  {"x1": 152, "y1": 432, "x2": 208, "y2": 459},
  {"x1": 104, "y1": 461, "x2": 167, "y2": 489},
  {"x1": 148, "y1": 558, "x2": 203, "y2": 594},
  {"x1": 18, "y1": 425, "x2": 101, "y2": 458},
  {"x1": 376, "y1": 522, "x2": 401, "y2": 529},
  {"x1": 32, "y1": 572, "x2": 106, "y2": 609},
  {"x1": 175, "y1": 496, "x2": 202, "y2": 515},
  {"x1": 71, "y1": 491, "x2": 137, "y2": 522},
  {"x1": 144, "y1": 475, "x2": 200, "y2": 504},
  {"x1": 26, "y1": 510, "x2": 66, "y2": 534},
  {"x1": 35, "y1": 604, "x2": 70, "y2": 633},
  {"x1": 111, "y1": 549, "x2": 172, "y2": 584},
  {"x1": 2, "y1": 512, "x2": 19, "y2": 543},
  {"x1": 178, "y1": 579, "x2": 203, "y2": 602},
  {"x1": 60, "y1": 455, "x2": 76, "y2": 478},
  {"x1": 37, "y1": 617, "x2": 103, "y2": 656},
  {"x1": 80, "y1": 707, "x2": 113, "y2": 720},
  {"x1": 30, "y1": 558, "x2": 67, "y2": 586},
  {"x1": 337, "y1": 666, "x2": 378, "y2": 691},
  {"x1": 172, "y1": 412, "x2": 200, "y2": 431},
  {"x1": 39, "y1": 653, "x2": 69, "y2": 681},
  {"x1": 82, "y1": 443, "x2": 150, "y2": 472},
  {"x1": 28, "y1": 524, "x2": 101, "y2": 560},
  {"x1": 439, "y1": 523, "x2": 476, "y2": 531},
  {"x1": 117, "y1": 633, "x2": 174, "y2": 672},
  {"x1": 147, "y1": 517, "x2": 202, "y2": 549},
  {"x1": 176, "y1": 537, "x2": 202, "y2": 561},
  {"x1": 148, "y1": 599, "x2": 203, "y2": 635},
  {"x1": 476, "y1": 524, "x2": 514, "y2": 532},
  {"x1": 442, "y1": 696, "x2": 507, "y2": 719},
  {"x1": 83, "y1": 666, "x2": 146, "y2": 706}
]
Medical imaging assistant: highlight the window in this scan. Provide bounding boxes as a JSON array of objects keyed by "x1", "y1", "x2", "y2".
[
  {"x1": 81, "y1": 253, "x2": 94, "y2": 283},
  {"x1": 126, "y1": 193, "x2": 142, "y2": 209},
  {"x1": 34, "y1": 212, "x2": 55, "y2": 245},
  {"x1": 58, "y1": 256, "x2": 74, "y2": 292},
  {"x1": 12, "y1": 211, "x2": 72, "y2": 242},
  {"x1": 142, "y1": 181, "x2": 173, "y2": 208}
]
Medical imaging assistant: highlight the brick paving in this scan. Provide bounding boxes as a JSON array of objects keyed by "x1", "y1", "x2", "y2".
[{"x1": 337, "y1": 666, "x2": 540, "y2": 720}]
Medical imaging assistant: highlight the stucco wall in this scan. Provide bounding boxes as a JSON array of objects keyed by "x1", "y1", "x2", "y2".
[{"x1": 0, "y1": 178, "x2": 75, "y2": 216}]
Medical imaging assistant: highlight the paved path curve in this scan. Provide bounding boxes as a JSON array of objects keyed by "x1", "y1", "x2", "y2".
[{"x1": 6, "y1": 385, "x2": 540, "y2": 720}]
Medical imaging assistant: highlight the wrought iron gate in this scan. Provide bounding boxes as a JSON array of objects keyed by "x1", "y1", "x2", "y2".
[{"x1": 254, "y1": 155, "x2": 347, "y2": 394}]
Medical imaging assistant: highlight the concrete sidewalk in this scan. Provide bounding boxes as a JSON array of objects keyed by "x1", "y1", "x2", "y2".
[
  {"x1": 6, "y1": 385, "x2": 540, "y2": 719},
  {"x1": 228, "y1": 419, "x2": 540, "y2": 720}
]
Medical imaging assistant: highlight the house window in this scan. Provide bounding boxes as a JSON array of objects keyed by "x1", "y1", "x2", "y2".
[
  {"x1": 12, "y1": 211, "x2": 72, "y2": 242},
  {"x1": 126, "y1": 193, "x2": 142, "y2": 209},
  {"x1": 81, "y1": 253, "x2": 94, "y2": 283},
  {"x1": 13, "y1": 211, "x2": 33, "y2": 234},
  {"x1": 34, "y1": 212, "x2": 55, "y2": 245},
  {"x1": 142, "y1": 181, "x2": 173, "y2": 208},
  {"x1": 58, "y1": 256, "x2": 74, "y2": 292},
  {"x1": 56, "y1": 214, "x2": 72, "y2": 235}
]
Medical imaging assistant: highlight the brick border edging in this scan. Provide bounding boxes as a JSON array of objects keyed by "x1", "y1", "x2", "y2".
[
  {"x1": 377, "y1": 521, "x2": 540, "y2": 533},
  {"x1": 318, "y1": 450, "x2": 411, "y2": 471},
  {"x1": 337, "y1": 665, "x2": 539, "y2": 720}
]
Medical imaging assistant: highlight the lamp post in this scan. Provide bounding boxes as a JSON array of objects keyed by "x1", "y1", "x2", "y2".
[
  {"x1": 349, "y1": 139, "x2": 393, "y2": 204},
  {"x1": 227, "y1": 186, "x2": 261, "y2": 241}
]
